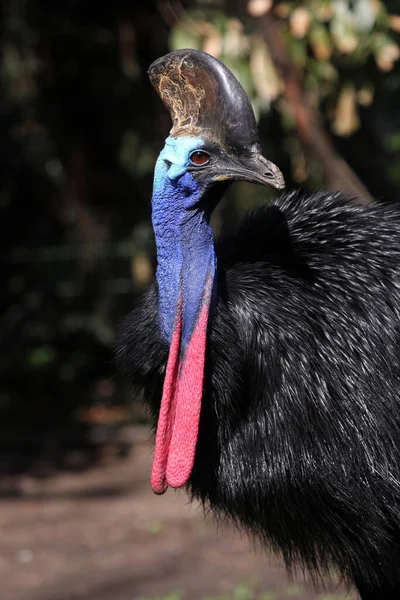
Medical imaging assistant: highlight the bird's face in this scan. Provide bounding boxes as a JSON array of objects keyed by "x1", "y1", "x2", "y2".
[{"x1": 158, "y1": 136, "x2": 284, "y2": 203}]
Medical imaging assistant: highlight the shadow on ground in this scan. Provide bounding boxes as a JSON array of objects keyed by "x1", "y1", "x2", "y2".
[{"x1": 0, "y1": 432, "x2": 356, "y2": 600}]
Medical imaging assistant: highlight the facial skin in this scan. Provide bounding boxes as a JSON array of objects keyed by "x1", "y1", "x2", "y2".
[
  {"x1": 157, "y1": 135, "x2": 285, "y2": 196},
  {"x1": 159, "y1": 136, "x2": 206, "y2": 181},
  {"x1": 151, "y1": 136, "x2": 216, "y2": 348}
]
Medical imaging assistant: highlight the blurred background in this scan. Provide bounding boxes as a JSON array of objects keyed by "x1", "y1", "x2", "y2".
[{"x1": 1, "y1": 0, "x2": 400, "y2": 598}]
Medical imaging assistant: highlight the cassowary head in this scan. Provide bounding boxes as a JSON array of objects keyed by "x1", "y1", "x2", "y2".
[
  {"x1": 149, "y1": 49, "x2": 284, "y2": 197},
  {"x1": 148, "y1": 49, "x2": 284, "y2": 494}
]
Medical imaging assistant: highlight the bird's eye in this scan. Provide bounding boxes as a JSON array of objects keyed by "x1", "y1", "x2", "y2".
[{"x1": 189, "y1": 151, "x2": 210, "y2": 166}]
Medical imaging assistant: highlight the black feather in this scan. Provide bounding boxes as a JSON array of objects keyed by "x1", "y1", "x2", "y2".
[{"x1": 116, "y1": 190, "x2": 400, "y2": 598}]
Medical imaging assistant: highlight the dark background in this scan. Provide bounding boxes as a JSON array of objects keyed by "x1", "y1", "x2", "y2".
[
  {"x1": 1, "y1": 2, "x2": 400, "y2": 597},
  {"x1": 2, "y1": 0, "x2": 400, "y2": 470}
]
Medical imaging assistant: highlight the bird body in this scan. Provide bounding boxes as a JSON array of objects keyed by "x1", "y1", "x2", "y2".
[
  {"x1": 116, "y1": 50, "x2": 400, "y2": 599},
  {"x1": 118, "y1": 191, "x2": 400, "y2": 597}
]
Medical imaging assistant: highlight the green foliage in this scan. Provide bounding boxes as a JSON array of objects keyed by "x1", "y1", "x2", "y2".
[
  {"x1": 170, "y1": 0, "x2": 400, "y2": 187},
  {"x1": 27, "y1": 345, "x2": 57, "y2": 367},
  {"x1": 170, "y1": 1, "x2": 400, "y2": 116},
  {"x1": 2, "y1": 0, "x2": 400, "y2": 456}
]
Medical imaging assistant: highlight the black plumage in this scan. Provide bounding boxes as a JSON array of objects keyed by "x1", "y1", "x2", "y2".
[{"x1": 117, "y1": 190, "x2": 400, "y2": 599}]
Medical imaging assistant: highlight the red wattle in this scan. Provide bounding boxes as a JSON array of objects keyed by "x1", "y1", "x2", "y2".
[
  {"x1": 166, "y1": 288, "x2": 210, "y2": 488},
  {"x1": 150, "y1": 303, "x2": 182, "y2": 494},
  {"x1": 151, "y1": 271, "x2": 213, "y2": 494}
]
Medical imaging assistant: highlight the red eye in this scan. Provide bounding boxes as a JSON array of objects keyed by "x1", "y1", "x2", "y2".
[{"x1": 189, "y1": 151, "x2": 210, "y2": 166}]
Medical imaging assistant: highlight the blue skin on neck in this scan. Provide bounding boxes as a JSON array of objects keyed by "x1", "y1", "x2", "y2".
[{"x1": 151, "y1": 136, "x2": 216, "y2": 355}]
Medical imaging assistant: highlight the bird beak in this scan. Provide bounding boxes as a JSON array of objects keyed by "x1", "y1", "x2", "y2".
[{"x1": 212, "y1": 152, "x2": 285, "y2": 190}]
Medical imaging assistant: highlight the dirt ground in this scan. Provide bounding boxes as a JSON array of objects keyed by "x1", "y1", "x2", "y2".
[{"x1": 0, "y1": 430, "x2": 356, "y2": 600}]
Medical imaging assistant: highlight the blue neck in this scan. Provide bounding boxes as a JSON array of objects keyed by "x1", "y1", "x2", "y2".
[{"x1": 151, "y1": 138, "x2": 216, "y2": 352}]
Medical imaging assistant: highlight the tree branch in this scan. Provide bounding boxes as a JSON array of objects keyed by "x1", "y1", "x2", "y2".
[{"x1": 260, "y1": 13, "x2": 374, "y2": 205}]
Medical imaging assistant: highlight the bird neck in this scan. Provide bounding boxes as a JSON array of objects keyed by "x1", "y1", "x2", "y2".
[
  {"x1": 151, "y1": 156, "x2": 216, "y2": 355},
  {"x1": 150, "y1": 139, "x2": 230, "y2": 494}
]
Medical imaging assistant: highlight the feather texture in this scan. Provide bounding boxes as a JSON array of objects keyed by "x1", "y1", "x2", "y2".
[{"x1": 116, "y1": 190, "x2": 400, "y2": 597}]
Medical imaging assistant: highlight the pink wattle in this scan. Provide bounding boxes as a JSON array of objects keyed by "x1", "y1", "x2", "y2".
[
  {"x1": 150, "y1": 302, "x2": 182, "y2": 495},
  {"x1": 150, "y1": 271, "x2": 213, "y2": 495},
  {"x1": 166, "y1": 299, "x2": 209, "y2": 488}
]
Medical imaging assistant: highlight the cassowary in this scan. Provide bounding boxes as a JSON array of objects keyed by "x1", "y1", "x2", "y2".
[{"x1": 116, "y1": 49, "x2": 400, "y2": 599}]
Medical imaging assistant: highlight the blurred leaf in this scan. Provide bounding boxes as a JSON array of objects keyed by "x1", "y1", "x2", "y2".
[
  {"x1": 247, "y1": 0, "x2": 273, "y2": 18},
  {"x1": 289, "y1": 7, "x2": 312, "y2": 39},
  {"x1": 286, "y1": 36, "x2": 308, "y2": 68},
  {"x1": 170, "y1": 20, "x2": 202, "y2": 51},
  {"x1": 372, "y1": 33, "x2": 400, "y2": 71},
  {"x1": 203, "y1": 23, "x2": 223, "y2": 57},
  {"x1": 388, "y1": 14, "x2": 400, "y2": 33},
  {"x1": 330, "y1": 13, "x2": 359, "y2": 55},
  {"x1": 314, "y1": 1, "x2": 334, "y2": 22},
  {"x1": 309, "y1": 23, "x2": 333, "y2": 61},
  {"x1": 222, "y1": 19, "x2": 249, "y2": 59},
  {"x1": 250, "y1": 37, "x2": 283, "y2": 108},
  {"x1": 332, "y1": 83, "x2": 360, "y2": 136},
  {"x1": 273, "y1": 2, "x2": 292, "y2": 19},
  {"x1": 27, "y1": 346, "x2": 57, "y2": 367},
  {"x1": 385, "y1": 132, "x2": 400, "y2": 151},
  {"x1": 357, "y1": 83, "x2": 374, "y2": 106},
  {"x1": 387, "y1": 160, "x2": 400, "y2": 183}
]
